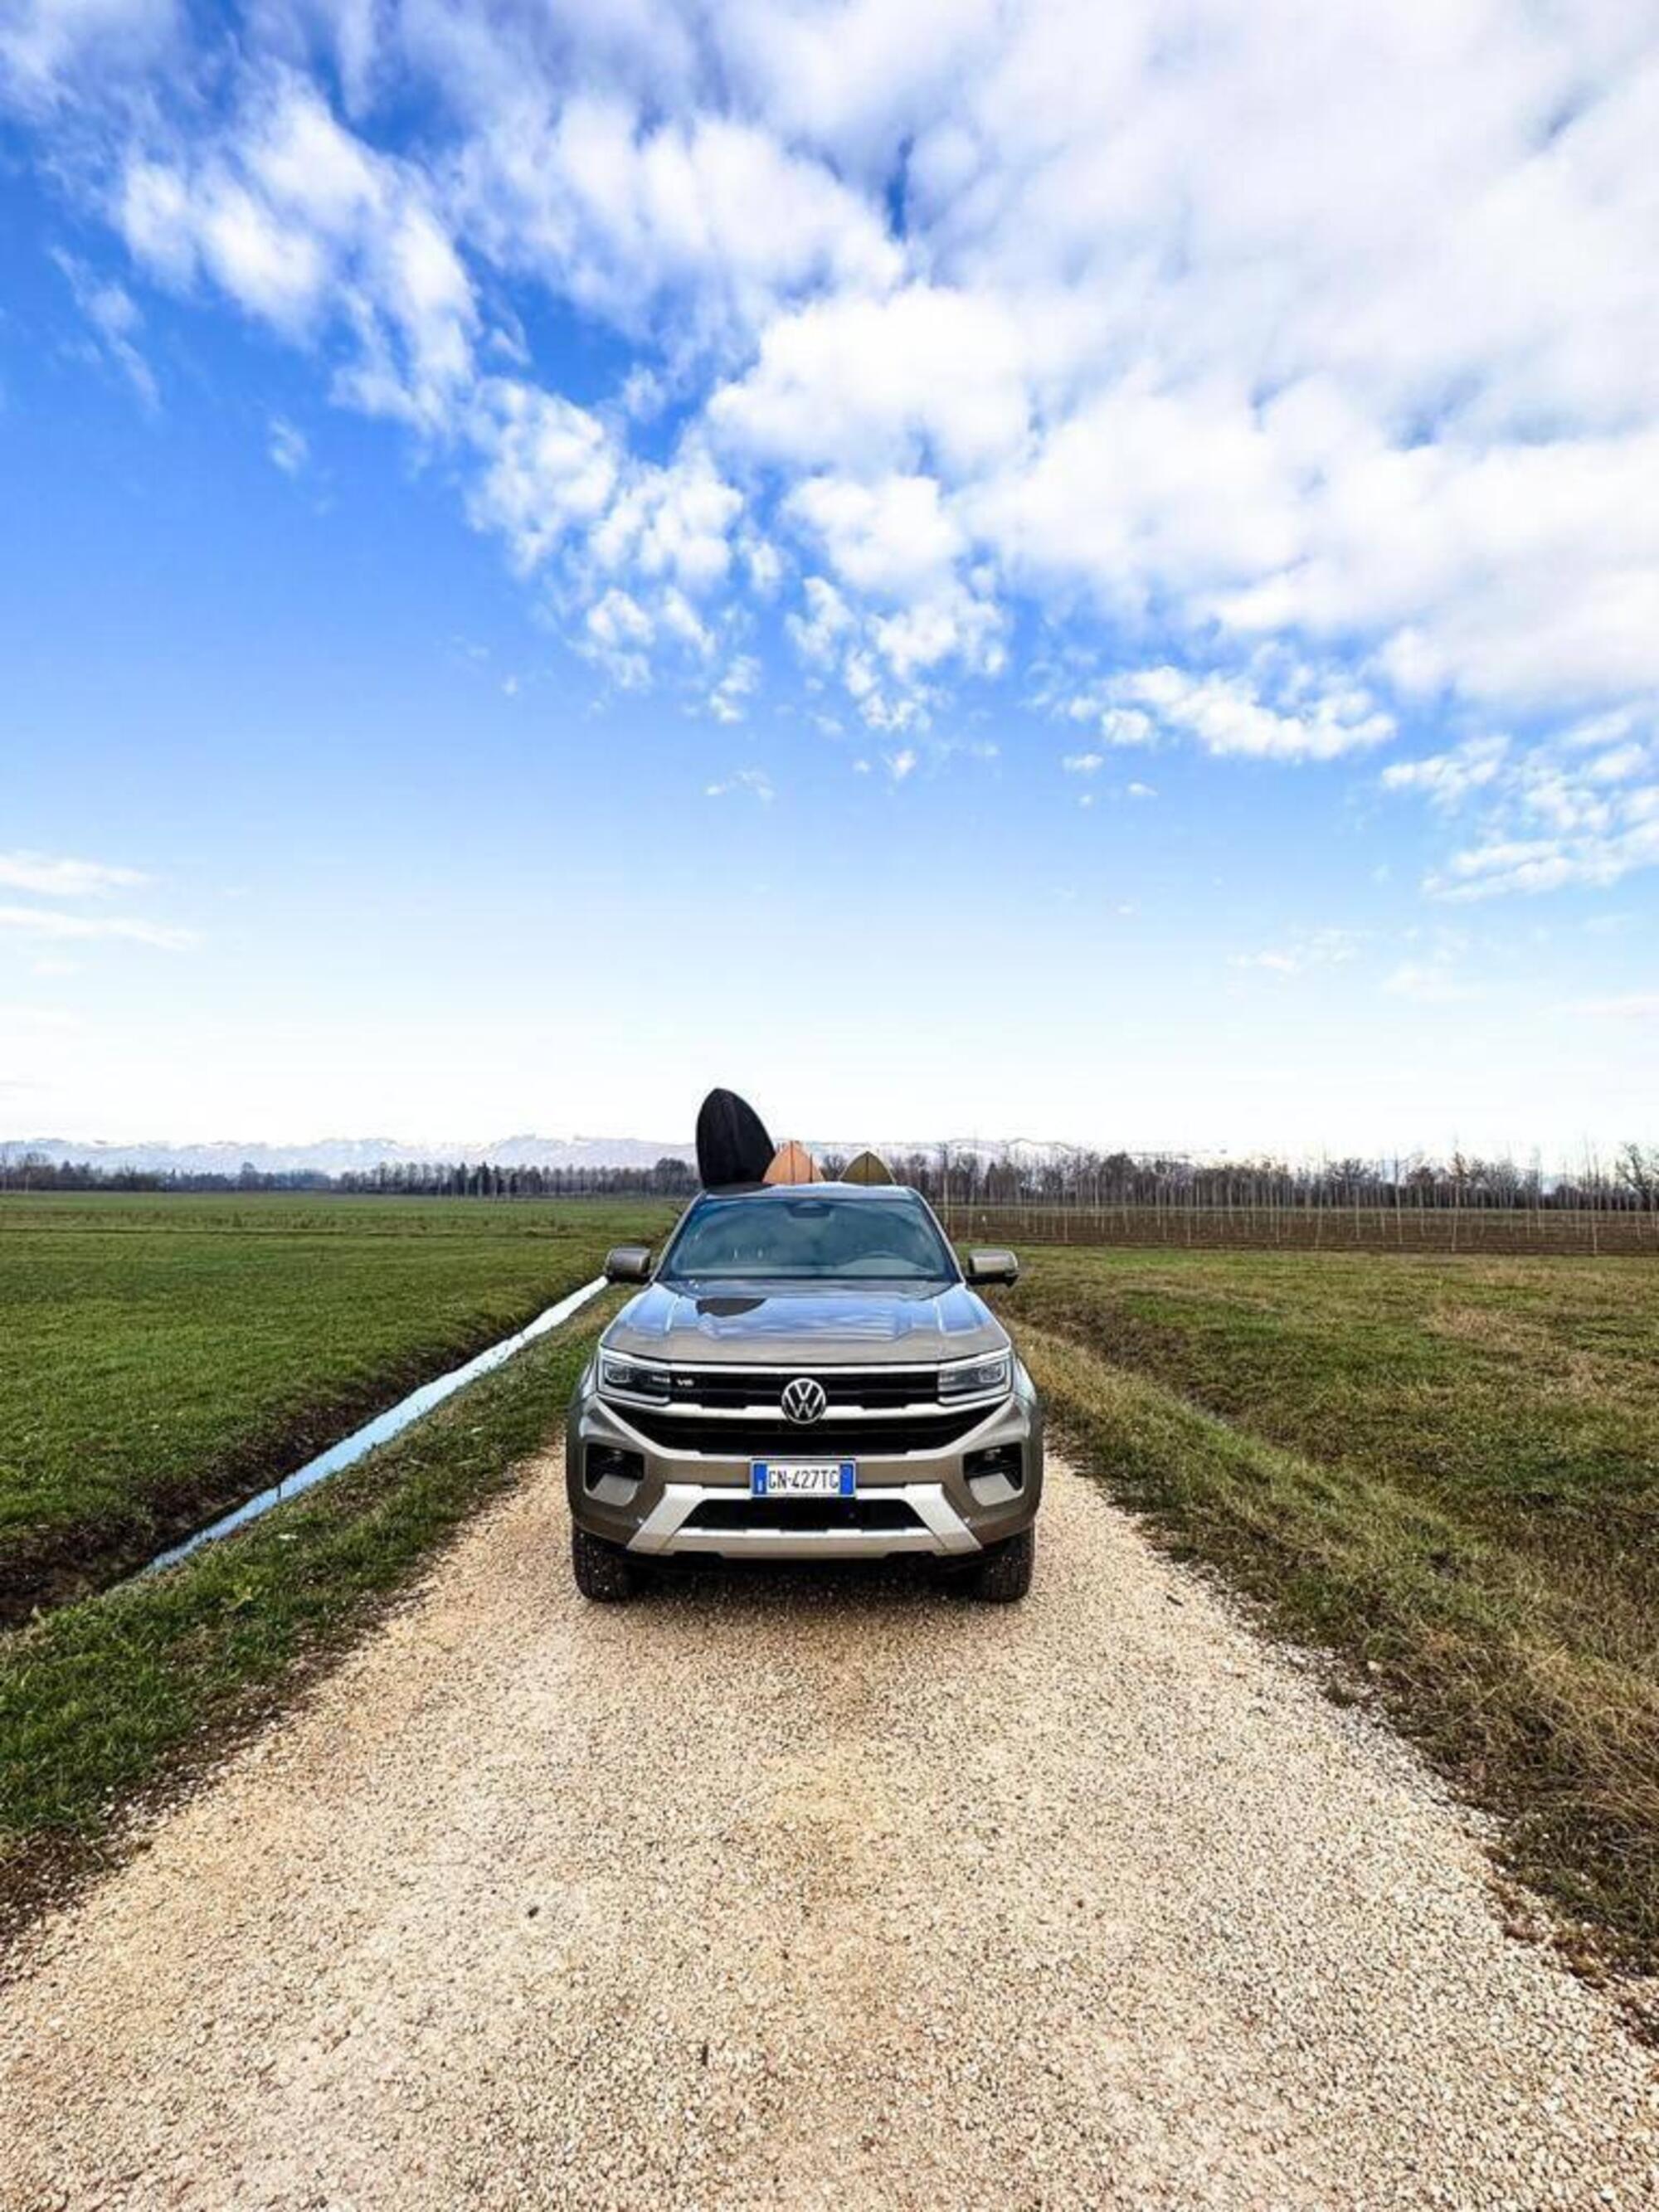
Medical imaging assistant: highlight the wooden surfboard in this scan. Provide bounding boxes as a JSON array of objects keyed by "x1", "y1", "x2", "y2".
[
  {"x1": 695, "y1": 1088, "x2": 775, "y2": 1189},
  {"x1": 843, "y1": 1150, "x2": 894, "y2": 1185},
  {"x1": 763, "y1": 1140, "x2": 822, "y2": 1186}
]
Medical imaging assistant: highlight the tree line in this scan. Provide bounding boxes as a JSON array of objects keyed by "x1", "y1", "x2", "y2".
[
  {"x1": 3, "y1": 1143, "x2": 1657, "y2": 1210},
  {"x1": 0, "y1": 1155, "x2": 698, "y2": 1197}
]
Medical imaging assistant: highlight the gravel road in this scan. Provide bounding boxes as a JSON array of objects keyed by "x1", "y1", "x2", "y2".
[{"x1": 3, "y1": 1453, "x2": 1656, "y2": 2210}]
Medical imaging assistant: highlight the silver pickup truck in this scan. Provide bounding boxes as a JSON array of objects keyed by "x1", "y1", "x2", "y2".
[{"x1": 566, "y1": 1180, "x2": 1042, "y2": 1602}]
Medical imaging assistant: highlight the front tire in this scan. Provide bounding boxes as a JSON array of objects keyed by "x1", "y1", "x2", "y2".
[
  {"x1": 966, "y1": 1524, "x2": 1035, "y2": 1603},
  {"x1": 572, "y1": 1524, "x2": 639, "y2": 1602}
]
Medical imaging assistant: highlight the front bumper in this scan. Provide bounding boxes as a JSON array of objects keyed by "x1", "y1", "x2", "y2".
[{"x1": 566, "y1": 1369, "x2": 1043, "y2": 1560}]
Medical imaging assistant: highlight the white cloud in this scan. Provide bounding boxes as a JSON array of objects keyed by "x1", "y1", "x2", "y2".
[
  {"x1": 267, "y1": 416, "x2": 309, "y2": 474},
  {"x1": 786, "y1": 473, "x2": 963, "y2": 598},
  {"x1": 583, "y1": 586, "x2": 654, "y2": 688},
  {"x1": 13, "y1": 0, "x2": 1659, "y2": 764},
  {"x1": 869, "y1": 586, "x2": 1001, "y2": 684},
  {"x1": 1102, "y1": 710, "x2": 1154, "y2": 748},
  {"x1": 703, "y1": 766, "x2": 773, "y2": 802},
  {"x1": 1228, "y1": 928, "x2": 1362, "y2": 977},
  {"x1": 711, "y1": 284, "x2": 1032, "y2": 477},
  {"x1": 0, "y1": 850, "x2": 150, "y2": 897},
  {"x1": 1384, "y1": 712, "x2": 1659, "y2": 899},
  {"x1": 1431, "y1": 816, "x2": 1659, "y2": 902},
  {"x1": 0, "y1": 0, "x2": 173, "y2": 110},
  {"x1": 1381, "y1": 737, "x2": 1510, "y2": 809},
  {"x1": 461, "y1": 382, "x2": 745, "y2": 691},
  {"x1": 466, "y1": 381, "x2": 618, "y2": 573},
  {"x1": 454, "y1": 99, "x2": 899, "y2": 348},
  {"x1": 0, "y1": 903, "x2": 194, "y2": 948},
  {"x1": 1062, "y1": 753, "x2": 1102, "y2": 775},
  {"x1": 587, "y1": 439, "x2": 741, "y2": 593},
  {"x1": 786, "y1": 575, "x2": 854, "y2": 667},
  {"x1": 1229, "y1": 949, "x2": 1301, "y2": 975},
  {"x1": 708, "y1": 655, "x2": 759, "y2": 722},
  {"x1": 53, "y1": 250, "x2": 158, "y2": 408},
  {"x1": 1071, "y1": 661, "x2": 1394, "y2": 764},
  {"x1": 118, "y1": 75, "x2": 477, "y2": 426},
  {"x1": 1126, "y1": 780, "x2": 1156, "y2": 800}
]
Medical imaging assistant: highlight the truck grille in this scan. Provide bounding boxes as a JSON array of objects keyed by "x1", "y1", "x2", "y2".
[
  {"x1": 664, "y1": 1366, "x2": 940, "y2": 1410},
  {"x1": 619, "y1": 1409, "x2": 985, "y2": 1456}
]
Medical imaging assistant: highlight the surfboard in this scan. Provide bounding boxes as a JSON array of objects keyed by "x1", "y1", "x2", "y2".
[
  {"x1": 762, "y1": 1140, "x2": 822, "y2": 1186},
  {"x1": 843, "y1": 1149, "x2": 894, "y2": 1185},
  {"x1": 695, "y1": 1088, "x2": 775, "y2": 1189}
]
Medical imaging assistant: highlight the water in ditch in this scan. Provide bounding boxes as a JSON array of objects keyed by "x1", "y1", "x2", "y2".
[{"x1": 140, "y1": 1275, "x2": 607, "y2": 1578}]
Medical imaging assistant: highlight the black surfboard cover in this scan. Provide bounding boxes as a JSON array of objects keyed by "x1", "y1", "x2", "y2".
[{"x1": 695, "y1": 1088, "x2": 775, "y2": 1189}]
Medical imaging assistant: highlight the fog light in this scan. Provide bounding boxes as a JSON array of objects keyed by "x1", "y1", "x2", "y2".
[
  {"x1": 965, "y1": 1442, "x2": 1024, "y2": 1495},
  {"x1": 585, "y1": 1443, "x2": 645, "y2": 1495}
]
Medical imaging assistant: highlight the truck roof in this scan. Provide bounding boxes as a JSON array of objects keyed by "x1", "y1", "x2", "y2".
[{"x1": 693, "y1": 1180, "x2": 920, "y2": 1200}]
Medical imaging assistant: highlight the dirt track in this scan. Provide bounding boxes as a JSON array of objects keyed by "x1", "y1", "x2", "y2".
[{"x1": 2, "y1": 1455, "x2": 1656, "y2": 2210}]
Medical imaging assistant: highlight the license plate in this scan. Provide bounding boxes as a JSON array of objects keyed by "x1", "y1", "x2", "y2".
[{"x1": 750, "y1": 1461, "x2": 856, "y2": 1498}]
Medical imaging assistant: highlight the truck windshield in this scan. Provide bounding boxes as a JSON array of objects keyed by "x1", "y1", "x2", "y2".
[{"x1": 660, "y1": 1194, "x2": 959, "y2": 1283}]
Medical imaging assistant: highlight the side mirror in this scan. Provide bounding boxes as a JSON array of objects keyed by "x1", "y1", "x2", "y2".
[
  {"x1": 966, "y1": 1247, "x2": 1019, "y2": 1287},
  {"x1": 603, "y1": 1245, "x2": 653, "y2": 1284}
]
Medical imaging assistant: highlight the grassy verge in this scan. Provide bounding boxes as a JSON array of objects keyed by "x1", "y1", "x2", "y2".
[
  {"x1": 0, "y1": 1291, "x2": 617, "y2": 1918},
  {"x1": 1003, "y1": 1246, "x2": 1659, "y2": 1972},
  {"x1": 0, "y1": 1193, "x2": 673, "y2": 1619}
]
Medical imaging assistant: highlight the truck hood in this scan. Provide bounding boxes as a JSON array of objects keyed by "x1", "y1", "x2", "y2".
[{"x1": 604, "y1": 1281, "x2": 1007, "y2": 1366}]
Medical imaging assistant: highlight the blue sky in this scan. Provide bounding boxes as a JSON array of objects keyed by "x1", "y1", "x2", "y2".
[{"x1": 2, "y1": 0, "x2": 1656, "y2": 1160}]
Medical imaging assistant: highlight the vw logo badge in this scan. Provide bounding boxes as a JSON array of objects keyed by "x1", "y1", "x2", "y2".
[{"x1": 781, "y1": 1376, "x2": 827, "y2": 1425}]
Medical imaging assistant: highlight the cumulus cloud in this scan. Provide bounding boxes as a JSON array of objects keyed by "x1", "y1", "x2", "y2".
[
  {"x1": 1381, "y1": 737, "x2": 1511, "y2": 809},
  {"x1": 118, "y1": 73, "x2": 477, "y2": 426},
  {"x1": 1385, "y1": 712, "x2": 1659, "y2": 898},
  {"x1": 465, "y1": 381, "x2": 618, "y2": 572},
  {"x1": 708, "y1": 655, "x2": 759, "y2": 723},
  {"x1": 786, "y1": 474, "x2": 964, "y2": 598},
  {"x1": 10, "y1": 1, "x2": 1659, "y2": 782},
  {"x1": 1059, "y1": 659, "x2": 1394, "y2": 763},
  {"x1": 710, "y1": 284, "x2": 1032, "y2": 476},
  {"x1": 450, "y1": 99, "x2": 900, "y2": 348},
  {"x1": 464, "y1": 385, "x2": 743, "y2": 676}
]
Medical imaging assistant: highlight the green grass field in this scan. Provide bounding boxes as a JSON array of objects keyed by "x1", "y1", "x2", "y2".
[
  {"x1": 1001, "y1": 1247, "x2": 1659, "y2": 1968},
  {"x1": 0, "y1": 1289, "x2": 623, "y2": 1910},
  {"x1": 6, "y1": 1201, "x2": 1657, "y2": 1976},
  {"x1": 0, "y1": 1193, "x2": 674, "y2": 1620}
]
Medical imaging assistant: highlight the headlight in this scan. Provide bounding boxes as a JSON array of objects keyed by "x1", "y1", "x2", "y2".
[
  {"x1": 598, "y1": 1350, "x2": 671, "y2": 1403},
  {"x1": 940, "y1": 1352, "x2": 1012, "y2": 1402}
]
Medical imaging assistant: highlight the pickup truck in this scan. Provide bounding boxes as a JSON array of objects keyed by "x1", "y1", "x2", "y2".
[{"x1": 566, "y1": 1179, "x2": 1041, "y2": 1601}]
